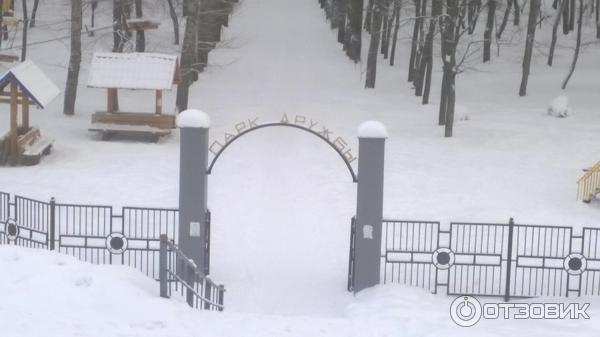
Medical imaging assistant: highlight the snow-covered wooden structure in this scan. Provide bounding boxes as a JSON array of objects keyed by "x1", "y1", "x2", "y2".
[
  {"x1": 87, "y1": 52, "x2": 180, "y2": 140},
  {"x1": 0, "y1": 60, "x2": 60, "y2": 165}
]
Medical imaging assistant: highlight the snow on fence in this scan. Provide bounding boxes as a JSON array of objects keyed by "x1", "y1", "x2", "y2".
[
  {"x1": 578, "y1": 161, "x2": 600, "y2": 203},
  {"x1": 378, "y1": 218, "x2": 600, "y2": 300}
]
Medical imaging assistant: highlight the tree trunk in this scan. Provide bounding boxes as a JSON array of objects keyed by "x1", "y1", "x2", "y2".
[
  {"x1": 408, "y1": 0, "x2": 422, "y2": 82},
  {"x1": 365, "y1": 0, "x2": 383, "y2": 88},
  {"x1": 422, "y1": 0, "x2": 442, "y2": 104},
  {"x1": 167, "y1": 0, "x2": 180, "y2": 44},
  {"x1": 134, "y1": 0, "x2": 145, "y2": 52},
  {"x1": 442, "y1": 0, "x2": 459, "y2": 137},
  {"x1": 64, "y1": 0, "x2": 83, "y2": 116},
  {"x1": 113, "y1": 0, "x2": 124, "y2": 52},
  {"x1": 548, "y1": 0, "x2": 566, "y2": 66},
  {"x1": 519, "y1": 0, "x2": 541, "y2": 96},
  {"x1": 497, "y1": 0, "x2": 512, "y2": 38},
  {"x1": 176, "y1": 0, "x2": 200, "y2": 112},
  {"x1": 347, "y1": 0, "x2": 363, "y2": 62},
  {"x1": 596, "y1": 0, "x2": 599, "y2": 38},
  {"x1": 337, "y1": 0, "x2": 347, "y2": 43},
  {"x1": 483, "y1": 0, "x2": 496, "y2": 62},
  {"x1": 364, "y1": 0, "x2": 375, "y2": 32},
  {"x1": 414, "y1": 0, "x2": 428, "y2": 95},
  {"x1": 563, "y1": 0, "x2": 570, "y2": 33},
  {"x1": 562, "y1": 0, "x2": 583, "y2": 89},
  {"x1": 389, "y1": 0, "x2": 401, "y2": 66},
  {"x1": 21, "y1": 0, "x2": 28, "y2": 61},
  {"x1": 513, "y1": 0, "x2": 520, "y2": 25},
  {"x1": 30, "y1": 0, "x2": 40, "y2": 27}
]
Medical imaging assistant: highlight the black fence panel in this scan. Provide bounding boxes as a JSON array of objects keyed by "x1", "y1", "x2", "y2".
[
  {"x1": 510, "y1": 224, "x2": 572, "y2": 298},
  {"x1": 448, "y1": 222, "x2": 510, "y2": 298},
  {"x1": 12, "y1": 195, "x2": 52, "y2": 249},
  {"x1": 55, "y1": 202, "x2": 114, "y2": 266},
  {"x1": 120, "y1": 206, "x2": 179, "y2": 280},
  {"x1": 381, "y1": 220, "x2": 440, "y2": 293},
  {"x1": 0, "y1": 191, "x2": 9, "y2": 244},
  {"x1": 581, "y1": 228, "x2": 600, "y2": 296}
]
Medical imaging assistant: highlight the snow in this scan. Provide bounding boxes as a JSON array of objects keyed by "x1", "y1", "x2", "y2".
[
  {"x1": 548, "y1": 95, "x2": 572, "y2": 118},
  {"x1": 87, "y1": 52, "x2": 178, "y2": 90},
  {"x1": 357, "y1": 120, "x2": 388, "y2": 138},
  {"x1": 0, "y1": 60, "x2": 60, "y2": 108},
  {"x1": 2, "y1": 245, "x2": 600, "y2": 337},
  {"x1": 177, "y1": 109, "x2": 211, "y2": 128},
  {"x1": 1, "y1": 0, "x2": 600, "y2": 335}
]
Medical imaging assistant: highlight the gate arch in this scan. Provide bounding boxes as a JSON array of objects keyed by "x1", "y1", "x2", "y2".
[{"x1": 207, "y1": 122, "x2": 357, "y2": 182}]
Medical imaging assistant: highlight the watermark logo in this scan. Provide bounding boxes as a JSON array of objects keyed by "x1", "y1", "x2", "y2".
[
  {"x1": 450, "y1": 296, "x2": 590, "y2": 327},
  {"x1": 450, "y1": 296, "x2": 482, "y2": 327}
]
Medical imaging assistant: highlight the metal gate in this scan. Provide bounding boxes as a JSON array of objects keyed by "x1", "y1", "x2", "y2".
[{"x1": 379, "y1": 218, "x2": 600, "y2": 300}]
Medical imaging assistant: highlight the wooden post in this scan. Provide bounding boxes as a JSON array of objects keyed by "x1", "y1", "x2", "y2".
[
  {"x1": 107, "y1": 88, "x2": 114, "y2": 113},
  {"x1": 9, "y1": 81, "x2": 18, "y2": 164},
  {"x1": 22, "y1": 89, "x2": 29, "y2": 131},
  {"x1": 155, "y1": 90, "x2": 162, "y2": 115}
]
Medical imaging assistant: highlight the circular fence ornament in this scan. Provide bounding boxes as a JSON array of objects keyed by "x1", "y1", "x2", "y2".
[
  {"x1": 106, "y1": 233, "x2": 128, "y2": 254},
  {"x1": 432, "y1": 248, "x2": 455, "y2": 270},
  {"x1": 6, "y1": 219, "x2": 19, "y2": 241},
  {"x1": 564, "y1": 253, "x2": 587, "y2": 275}
]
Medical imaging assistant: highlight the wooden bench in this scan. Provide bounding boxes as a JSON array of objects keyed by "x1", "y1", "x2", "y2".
[
  {"x1": 21, "y1": 135, "x2": 53, "y2": 166},
  {"x1": 90, "y1": 112, "x2": 175, "y2": 142},
  {"x1": 89, "y1": 123, "x2": 172, "y2": 142}
]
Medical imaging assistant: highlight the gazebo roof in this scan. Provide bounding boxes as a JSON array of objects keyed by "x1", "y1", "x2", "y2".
[
  {"x1": 88, "y1": 52, "x2": 179, "y2": 91},
  {"x1": 0, "y1": 60, "x2": 60, "y2": 109}
]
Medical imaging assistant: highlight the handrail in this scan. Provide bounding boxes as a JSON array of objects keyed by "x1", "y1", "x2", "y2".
[
  {"x1": 577, "y1": 161, "x2": 600, "y2": 202},
  {"x1": 159, "y1": 234, "x2": 225, "y2": 311}
]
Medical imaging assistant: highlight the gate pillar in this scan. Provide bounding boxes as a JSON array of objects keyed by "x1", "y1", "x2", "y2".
[
  {"x1": 178, "y1": 109, "x2": 211, "y2": 273},
  {"x1": 353, "y1": 121, "x2": 387, "y2": 292}
]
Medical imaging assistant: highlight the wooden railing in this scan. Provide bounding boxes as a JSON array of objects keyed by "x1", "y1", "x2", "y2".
[
  {"x1": 577, "y1": 161, "x2": 600, "y2": 203},
  {"x1": 159, "y1": 234, "x2": 225, "y2": 311}
]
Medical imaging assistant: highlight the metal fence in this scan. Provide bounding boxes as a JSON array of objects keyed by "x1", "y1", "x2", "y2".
[
  {"x1": 0, "y1": 191, "x2": 184, "y2": 280},
  {"x1": 159, "y1": 235, "x2": 224, "y2": 311},
  {"x1": 378, "y1": 218, "x2": 600, "y2": 300}
]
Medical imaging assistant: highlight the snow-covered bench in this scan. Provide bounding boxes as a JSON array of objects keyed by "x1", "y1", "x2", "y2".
[
  {"x1": 89, "y1": 122, "x2": 172, "y2": 142},
  {"x1": 21, "y1": 135, "x2": 53, "y2": 166}
]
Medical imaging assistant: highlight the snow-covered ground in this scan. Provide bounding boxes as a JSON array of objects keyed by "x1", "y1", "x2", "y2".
[{"x1": 1, "y1": 0, "x2": 600, "y2": 335}]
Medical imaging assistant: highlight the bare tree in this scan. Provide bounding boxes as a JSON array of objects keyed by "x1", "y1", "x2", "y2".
[
  {"x1": 518, "y1": 0, "x2": 541, "y2": 96},
  {"x1": 548, "y1": 0, "x2": 567, "y2": 66},
  {"x1": 167, "y1": 0, "x2": 180, "y2": 44},
  {"x1": 439, "y1": 0, "x2": 459, "y2": 137},
  {"x1": 562, "y1": 0, "x2": 584, "y2": 89},
  {"x1": 64, "y1": 0, "x2": 83, "y2": 116},
  {"x1": 21, "y1": 0, "x2": 28, "y2": 61},
  {"x1": 389, "y1": 0, "x2": 401, "y2": 66},
  {"x1": 176, "y1": 0, "x2": 201, "y2": 112},
  {"x1": 408, "y1": 0, "x2": 423, "y2": 82},
  {"x1": 365, "y1": 0, "x2": 383, "y2": 88},
  {"x1": 497, "y1": 0, "x2": 513, "y2": 39},
  {"x1": 134, "y1": 0, "x2": 145, "y2": 51},
  {"x1": 422, "y1": 0, "x2": 442, "y2": 104},
  {"x1": 30, "y1": 0, "x2": 40, "y2": 27},
  {"x1": 483, "y1": 0, "x2": 496, "y2": 62},
  {"x1": 346, "y1": 0, "x2": 363, "y2": 61}
]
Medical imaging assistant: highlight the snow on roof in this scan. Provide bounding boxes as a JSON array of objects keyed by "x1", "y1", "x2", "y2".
[
  {"x1": 358, "y1": 120, "x2": 388, "y2": 138},
  {"x1": 0, "y1": 60, "x2": 60, "y2": 109},
  {"x1": 88, "y1": 52, "x2": 178, "y2": 90},
  {"x1": 177, "y1": 109, "x2": 211, "y2": 128}
]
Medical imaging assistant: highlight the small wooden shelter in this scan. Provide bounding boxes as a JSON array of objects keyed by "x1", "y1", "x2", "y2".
[
  {"x1": 0, "y1": 60, "x2": 60, "y2": 165},
  {"x1": 87, "y1": 52, "x2": 180, "y2": 141}
]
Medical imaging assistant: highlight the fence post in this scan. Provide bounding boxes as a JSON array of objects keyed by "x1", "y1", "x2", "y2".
[
  {"x1": 217, "y1": 284, "x2": 225, "y2": 312},
  {"x1": 49, "y1": 197, "x2": 55, "y2": 250},
  {"x1": 185, "y1": 263, "x2": 194, "y2": 308},
  {"x1": 204, "y1": 210, "x2": 211, "y2": 275},
  {"x1": 159, "y1": 234, "x2": 168, "y2": 299},
  {"x1": 353, "y1": 121, "x2": 387, "y2": 292},
  {"x1": 504, "y1": 217, "x2": 515, "y2": 302},
  {"x1": 204, "y1": 280, "x2": 212, "y2": 310},
  {"x1": 178, "y1": 109, "x2": 210, "y2": 275}
]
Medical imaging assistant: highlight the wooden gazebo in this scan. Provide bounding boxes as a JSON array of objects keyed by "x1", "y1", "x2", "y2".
[
  {"x1": 87, "y1": 52, "x2": 180, "y2": 141},
  {"x1": 0, "y1": 60, "x2": 60, "y2": 165}
]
